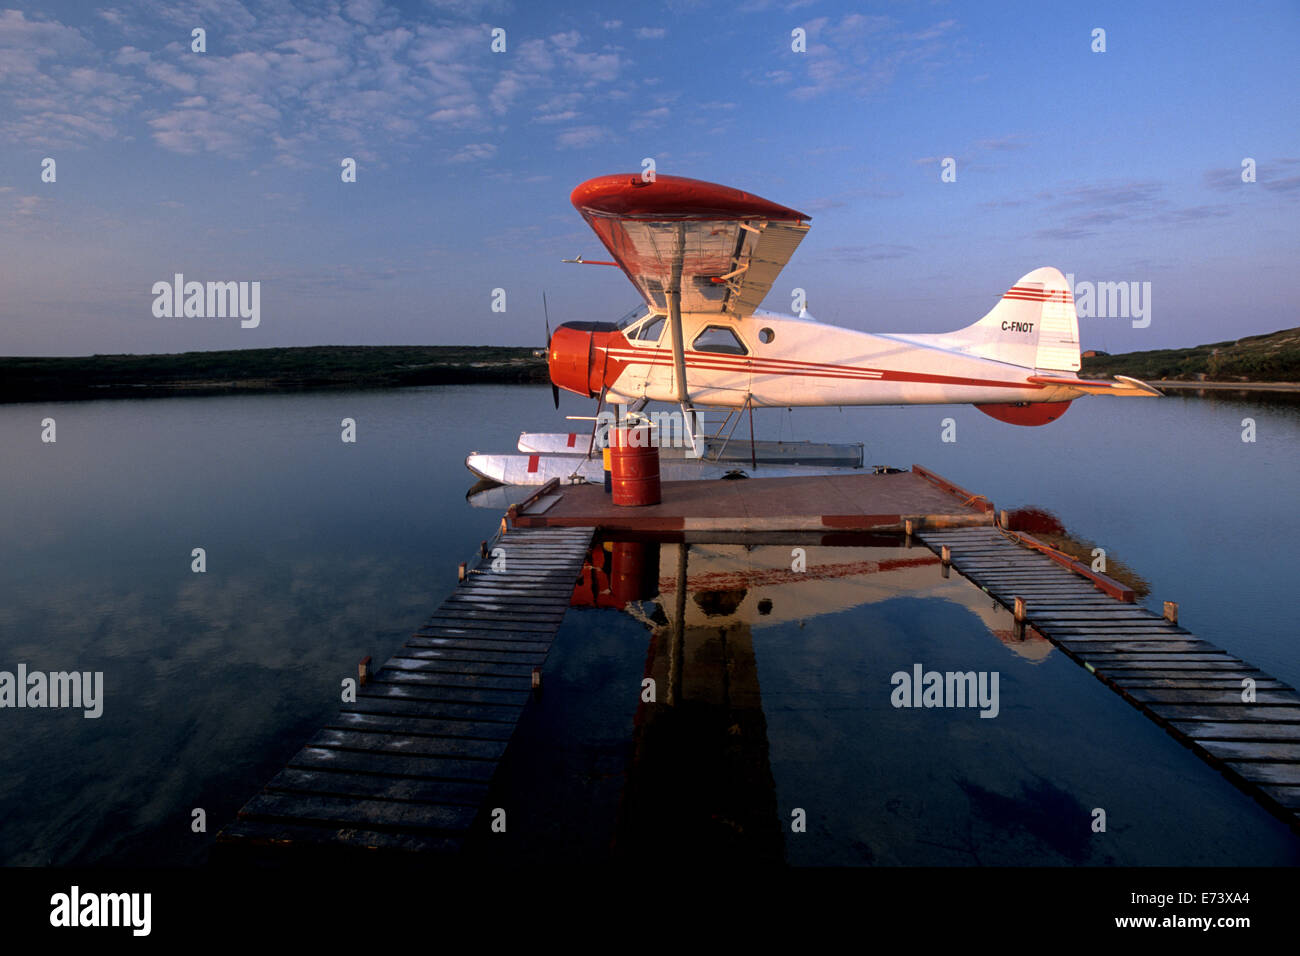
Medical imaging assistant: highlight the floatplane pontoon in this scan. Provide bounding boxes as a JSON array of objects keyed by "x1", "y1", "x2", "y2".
[{"x1": 466, "y1": 174, "x2": 1159, "y2": 486}]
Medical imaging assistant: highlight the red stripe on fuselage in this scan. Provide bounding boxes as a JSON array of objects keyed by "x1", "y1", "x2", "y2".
[{"x1": 601, "y1": 345, "x2": 1043, "y2": 391}]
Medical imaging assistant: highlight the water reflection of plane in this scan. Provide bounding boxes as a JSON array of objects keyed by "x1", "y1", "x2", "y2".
[
  {"x1": 574, "y1": 538, "x2": 783, "y2": 861},
  {"x1": 569, "y1": 536, "x2": 1051, "y2": 861},
  {"x1": 573, "y1": 539, "x2": 1054, "y2": 662}
]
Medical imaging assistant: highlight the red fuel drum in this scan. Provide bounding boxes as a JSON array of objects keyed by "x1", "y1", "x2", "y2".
[{"x1": 610, "y1": 425, "x2": 661, "y2": 506}]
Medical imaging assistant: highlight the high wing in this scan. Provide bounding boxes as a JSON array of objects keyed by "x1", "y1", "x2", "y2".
[{"x1": 570, "y1": 174, "x2": 811, "y2": 319}]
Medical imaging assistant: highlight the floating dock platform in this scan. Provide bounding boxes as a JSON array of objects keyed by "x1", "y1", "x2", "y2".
[{"x1": 511, "y1": 464, "x2": 994, "y2": 534}]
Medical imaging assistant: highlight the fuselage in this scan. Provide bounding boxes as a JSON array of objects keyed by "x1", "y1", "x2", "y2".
[{"x1": 549, "y1": 308, "x2": 1078, "y2": 409}]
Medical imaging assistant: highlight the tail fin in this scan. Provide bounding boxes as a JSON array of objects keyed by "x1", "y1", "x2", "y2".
[{"x1": 946, "y1": 267, "x2": 1080, "y2": 371}]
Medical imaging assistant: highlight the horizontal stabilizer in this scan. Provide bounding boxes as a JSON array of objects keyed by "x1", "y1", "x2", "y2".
[{"x1": 1027, "y1": 374, "x2": 1162, "y2": 397}]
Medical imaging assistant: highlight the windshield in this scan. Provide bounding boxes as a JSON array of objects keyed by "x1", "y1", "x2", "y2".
[{"x1": 614, "y1": 303, "x2": 650, "y2": 329}]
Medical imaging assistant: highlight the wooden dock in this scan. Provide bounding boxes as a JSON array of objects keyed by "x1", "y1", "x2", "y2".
[
  {"x1": 216, "y1": 524, "x2": 594, "y2": 859},
  {"x1": 512, "y1": 465, "x2": 995, "y2": 534},
  {"x1": 916, "y1": 525, "x2": 1300, "y2": 831}
]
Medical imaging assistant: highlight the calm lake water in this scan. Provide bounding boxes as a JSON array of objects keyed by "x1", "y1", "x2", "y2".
[{"x1": 1, "y1": 385, "x2": 1297, "y2": 865}]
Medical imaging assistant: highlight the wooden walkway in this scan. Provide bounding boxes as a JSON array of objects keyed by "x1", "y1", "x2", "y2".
[
  {"x1": 217, "y1": 525, "x2": 594, "y2": 858},
  {"x1": 916, "y1": 525, "x2": 1300, "y2": 832}
]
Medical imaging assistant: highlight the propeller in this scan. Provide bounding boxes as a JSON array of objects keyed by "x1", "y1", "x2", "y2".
[{"x1": 543, "y1": 291, "x2": 559, "y2": 409}]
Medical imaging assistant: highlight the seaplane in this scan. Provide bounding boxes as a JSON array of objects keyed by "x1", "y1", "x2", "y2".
[{"x1": 466, "y1": 173, "x2": 1160, "y2": 486}]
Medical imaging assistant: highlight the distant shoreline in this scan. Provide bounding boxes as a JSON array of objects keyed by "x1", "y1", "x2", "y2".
[
  {"x1": 1080, "y1": 326, "x2": 1299, "y2": 385},
  {"x1": 2, "y1": 343, "x2": 1296, "y2": 405},
  {"x1": 0, "y1": 345, "x2": 549, "y2": 404},
  {"x1": 1149, "y1": 380, "x2": 1300, "y2": 393}
]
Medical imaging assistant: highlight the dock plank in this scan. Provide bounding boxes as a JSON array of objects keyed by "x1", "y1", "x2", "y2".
[
  {"x1": 918, "y1": 524, "x2": 1300, "y2": 833},
  {"x1": 220, "y1": 524, "x2": 595, "y2": 855},
  {"x1": 239, "y1": 791, "x2": 479, "y2": 832},
  {"x1": 308, "y1": 727, "x2": 509, "y2": 761},
  {"x1": 216, "y1": 819, "x2": 464, "y2": 856},
  {"x1": 1224, "y1": 762, "x2": 1300, "y2": 786},
  {"x1": 265, "y1": 767, "x2": 489, "y2": 806},
  {"x1": 1170, "y1": 722, "x2": 1300, "y2": 741},
  {"x1": 325, "y1": 711, "x2": 517, "y2": 740}
]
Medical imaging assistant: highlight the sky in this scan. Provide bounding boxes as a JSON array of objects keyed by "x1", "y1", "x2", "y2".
[{"x1": 0, "y1": 0, "x2": 1296, "y2": 356}]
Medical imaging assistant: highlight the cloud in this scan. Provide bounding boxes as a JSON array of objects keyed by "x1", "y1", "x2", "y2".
[
  {"x1": 629, "y1": 106, "x2": 670, "y2": 131},
  {"x1": 1262, "y1": 175, "x2": 1300, "y2": 194},
  {"x1": 830, "y1": 243, "x2": 917, "y2": 261},
  {"x1": 556, "y1": 125, "x2": 608, "y2": 148},
  {"x1": 801, "y1": 185, "x2": 901, "y2": 212},
  {"x1": 773, "y1": 13, "x2": 961, "y2": 101},
  {"x1": 447, "y1": 142, "x2": 496, "y2": 163},
  {"x1": 1028, "y1": 178, "x2": 1249, "y2": 240},
  {"x1": 635, "y1": 27, "x2": 666, "y2": 39},
  {"x1": 428, "y1": 103, "x2": 482, "y2": 124},
  {"x1": 1206, "y1": 159, "x2": 1300, "y2": 196},
  {"x1": 0, "y1": 10, "x2": 143, "y2": 146},
  {"x1": 534, "y1": 109, "x2": 578, "y2": 123},
  {"x1": 974, "y1": 135, "x2": 1028, "y2": 151},
  {"x1": 0, "y1": 7, "x2": 632, "y2": 167},
  {"x1": 15, "y1": 194, "x2": 45, "y2": 216}
]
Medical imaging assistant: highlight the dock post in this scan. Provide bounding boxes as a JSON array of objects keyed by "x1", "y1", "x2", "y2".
[
  {"x1": 940, "y1": 544, "x2": 951, "y2": 577},
  {"x1": 905, "y1": 519, "x2": 913, "y2": 547},
  {"x1": 358, "y1": 656, "x2": 371, "y2": 685},
  {"x1": 1163, "y1": 601, "x2": 1178, "y2": 624},
  {"x1": 1013, "y1": 597, "x2": 1027, "y2": 641},
  {"x1": 999, "y1": 509, "x2": 1009, "y2": 529},
  {"x1": 1014, "y1": 597, "x2": 1027, "y2": 622},
  {"x1": 531, "y1": 667, "x2": 542, "y2": 692},
  {"x1": 458, "y1": 562, "x2": 467, "y2": 582},
  {"x1": 480, "y1": 540, "x2": 489, "y2": 558}
]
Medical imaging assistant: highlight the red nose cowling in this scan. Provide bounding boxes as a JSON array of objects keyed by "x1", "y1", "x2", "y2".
[
  {"x1": 548, "y1": 325, "x2": 594, "y2": 398},
  {"x1": 548, "y1": 323, "x2": 624, "y2": 398}
]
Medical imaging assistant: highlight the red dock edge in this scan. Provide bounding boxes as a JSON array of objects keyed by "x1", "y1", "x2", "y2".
[
  {"x1": 507, "y1": 477, "x2": 561, "y2": 528},
  {"x1": 911, "y1": 464, "x2": 995, "y2": 514},
  {"x1": 1001, "y1": 528, "x2": 1136, "y2": 602}
]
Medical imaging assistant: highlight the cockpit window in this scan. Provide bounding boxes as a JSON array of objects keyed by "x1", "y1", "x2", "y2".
[
  {"x1": 615, "y1": 304, "x2": 650, "y2": 329},
  {"x1": 692, "y1": 325, "x2": 748, "y2": 356},
  {"x1": 629, "y1": 314, "x2": 666, "y2": 343}
]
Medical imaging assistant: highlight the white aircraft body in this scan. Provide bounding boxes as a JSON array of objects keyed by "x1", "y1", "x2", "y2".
[
  {"x1": 547, "y1": 174, "x2": 1158, "y2": 429},
  {"x1": 469, "y1": 173, "x2": 1158, "y2": 485}
]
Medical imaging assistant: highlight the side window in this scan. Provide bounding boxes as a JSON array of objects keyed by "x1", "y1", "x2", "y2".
[
  {"x1": 630, "y1": 315, "x2": 666, "y2": 343},
  {"x1": 692, "y1": 325, "x2": 748, "y2": 356}
]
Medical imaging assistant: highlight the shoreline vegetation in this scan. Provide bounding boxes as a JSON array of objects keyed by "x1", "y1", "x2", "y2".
[
  {"x1": 1, "y1": 327, "x2": 1296, "y2": 403},
  {"x1": 0, "y1": 346, "x2": 549, "y2": 403},
  {"x1": 1081, "y1": 326, "x2": 1299, "y2": 387}
]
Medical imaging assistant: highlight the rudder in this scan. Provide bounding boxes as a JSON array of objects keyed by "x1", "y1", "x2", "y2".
[{"x1": 946, "y1": 267, "x2": 1080, "y2": 371}]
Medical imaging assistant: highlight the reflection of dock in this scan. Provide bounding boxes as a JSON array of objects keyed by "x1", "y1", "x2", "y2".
[
  {"x1": 217, "y1": 525, "x2": 594, "y2": 859},
  {"x1": 918, "y1": 526, "x2": 1300, "y2": 832},
  {"x1": 512, "y1": 465, "x2": 994, "y2": 533}
]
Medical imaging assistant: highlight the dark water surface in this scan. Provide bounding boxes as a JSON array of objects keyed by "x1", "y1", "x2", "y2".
[{"x1": 1, "y1": 386, "x2": 1296, "y2": 865}]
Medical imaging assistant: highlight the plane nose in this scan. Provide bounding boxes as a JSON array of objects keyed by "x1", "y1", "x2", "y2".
[{"x1": 548, "y1": 324, "x2": 595, "y2": 398}]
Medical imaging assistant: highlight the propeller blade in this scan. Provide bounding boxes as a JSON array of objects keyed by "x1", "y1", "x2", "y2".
[{"x1": 544, "y1": 291, "x2": 557, "y2": 407}]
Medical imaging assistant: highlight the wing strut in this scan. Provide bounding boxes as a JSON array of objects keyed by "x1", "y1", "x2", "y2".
[{"x1": 666, "y1": 222, "x2": 701, "y2": 456}]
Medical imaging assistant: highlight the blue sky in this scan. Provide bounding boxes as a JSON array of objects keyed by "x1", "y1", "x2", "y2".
[{"x1": 1, "y1": 0, "x2": 1296, "y2": 356}]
